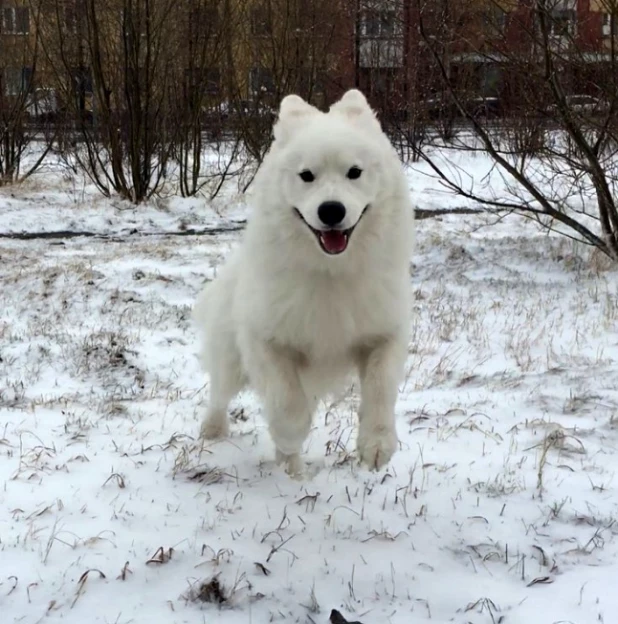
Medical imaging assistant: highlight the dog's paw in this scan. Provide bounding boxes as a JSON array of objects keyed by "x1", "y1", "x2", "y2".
[
  {"x1": 357, "y1": 425, "x2": 398, "y2": 471},
  {"x1": 199, "y1": 412, "x2": 230, "y2": 440},
  {"x1": 275, "y1": 449, "x2": 305, "y2": 479}
]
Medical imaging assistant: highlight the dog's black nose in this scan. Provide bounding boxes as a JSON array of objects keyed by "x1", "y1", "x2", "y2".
[{"x1": 317, "y1": 201, "x2": 346, "y2": 227}]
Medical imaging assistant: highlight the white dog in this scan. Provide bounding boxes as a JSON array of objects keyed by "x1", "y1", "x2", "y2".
[{"x1": 193, "y1": 89, "x2": 414, "y2": 475}]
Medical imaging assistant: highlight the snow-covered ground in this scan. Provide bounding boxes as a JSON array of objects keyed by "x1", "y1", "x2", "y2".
[{"x1": 2, "y1": 162, "x2": 618, "y2": 624}]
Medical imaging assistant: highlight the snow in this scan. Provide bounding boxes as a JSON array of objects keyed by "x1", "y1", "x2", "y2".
[{"x1": 2, "y1": 160, "x2": 618, "y2": 624}]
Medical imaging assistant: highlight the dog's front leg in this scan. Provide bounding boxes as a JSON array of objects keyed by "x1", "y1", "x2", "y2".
[
  {"x1": 356, "y1": 336, "x2": 406, "y2": 470},
  {"x1": 239, "y1": 333, "x2": 314, "y2": 476}
]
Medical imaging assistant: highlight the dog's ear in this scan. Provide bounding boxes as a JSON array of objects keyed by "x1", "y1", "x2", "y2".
[
  {"x1": 273, "y1": 94, "x2": 320, "y2": 144},
  {"x1": 329, "y1": 90, "x2": 381, "y2": 132}
]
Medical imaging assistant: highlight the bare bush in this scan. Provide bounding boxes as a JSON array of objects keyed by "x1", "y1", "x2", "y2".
[
  {"x1": 168, "y1": 1, "x2": 246, "y2": 198},
  {"x1": 28, "y1": 0, "x2": 349, "y2": 200},
  {"x1": 415, "y1": 0, "x2": 618, "y2": 259},
  {"x1": 0, "y1": 1, "x2": 53, "y2": 185},
  {"x1": 227, "y1": 0, "x2": 343, "y2": 166},
  {"x1": 38, "y1": 0, "x2": 190, "y2": 202}
]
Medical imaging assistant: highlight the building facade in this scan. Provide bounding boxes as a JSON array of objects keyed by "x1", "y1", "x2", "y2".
[
  {"x1": 337, "y1": 0, "x2": 618, "y2": 118},
  {"x1": 2, "y1": 0, "x2": 616, "y2": 120}
]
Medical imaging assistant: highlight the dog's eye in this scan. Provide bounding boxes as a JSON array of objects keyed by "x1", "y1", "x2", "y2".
[
  {"x1": 347, "y1": 166, "x2": 362, "y2": 180},
  {"x1": 299, "y1": 170, "x2": 315, "y2": 183}
]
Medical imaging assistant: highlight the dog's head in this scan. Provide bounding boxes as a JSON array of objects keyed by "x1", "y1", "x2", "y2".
[{"x1": 266, "y1": 90, "x2": 396, "y2": 257}]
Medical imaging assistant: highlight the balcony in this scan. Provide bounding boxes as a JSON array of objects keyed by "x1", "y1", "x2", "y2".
[
  {"x1": 358, "y1": 8, "x2": 403, "y2": 68},
  {"x1": 359, "y1": 40, "x2": 403, "y2": 68}
]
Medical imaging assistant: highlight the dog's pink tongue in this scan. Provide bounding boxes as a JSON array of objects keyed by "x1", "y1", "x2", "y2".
[{"x1": 320, "y1": 230, "x2": 348, "y2": 254}]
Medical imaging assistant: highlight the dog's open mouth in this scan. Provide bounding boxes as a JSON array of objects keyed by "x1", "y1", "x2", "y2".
[
  {"x1": 294, "y1": 207, "x2": 369, "y2": 255},
  {"x1": 317, "y1": 229, "x2": 351, "y2": 254}
]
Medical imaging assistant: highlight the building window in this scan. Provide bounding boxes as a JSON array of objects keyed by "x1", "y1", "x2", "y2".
[
  {"x1": 360, "y1": 9, "x2": 398, "y2": 38},
  {"x1": 204, "y1": 68, "x2": 220, "y2": 94},
  {"x1": 548, "y1": 9, "x2": 576, "y2": 38},
  {"x1": 189, "y1": 6, "x2": 219, "y2": 35},
  {"x1": 185, "y1": 67, "x2": 221, "y2": 95},
  {"x1": 602, "y1": 13, "x2": 616, "y2": 38},
  {"x1": 3, "y1": 66, "x2": 32, "y2": 96},
  {"x1": 480, "y1": 64, "x2": 501, "y2": 96},
  {"x1": 298, "y1": 68, "x2": 326, "y2": 96},
  {"x1": 250, "y1": 7, "x2": 271, "y2": 36},
  {"x1": 2, "y1": 7, "x2": 30, "y2": 35},
  {"x1": 483, "y1": 5, "x2": 508, "y2": 36},
  {"x1": 359, "y1": 38, "x2": 403, "y2": 68},
  {"x1": 71, "y1": 67, "x2": 93, "y2": 93},
  {"x1": 249, "y1": 67, "x2": 275, "y2": 95},
  {"x1": 360, "y1": 68, "x2": 397, "y2": 100},
  {"x1": 64, "y1": 6, "x2": 78, "y2": 34},
  {"x1": 373, "y1": 70, "x2": 393, "y2": 97},
  {"x1": 191, "y1": 6, "x2": 218, "y2": 27}
]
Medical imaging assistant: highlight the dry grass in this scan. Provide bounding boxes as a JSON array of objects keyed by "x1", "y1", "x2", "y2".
[{"x1": 1, "y1": 213, "x2": 618, "y2": 623}]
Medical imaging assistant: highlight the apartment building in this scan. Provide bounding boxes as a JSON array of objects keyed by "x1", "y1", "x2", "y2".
[
  {"x1": 343, "y1": 0, "x2": 618, "y2": 117},
  {"x1": 1, "y1": 1, "x2": 34, "y2": 97},
  {"x1": 2, "y1": 0, "x2": 616, "y2": 119}
]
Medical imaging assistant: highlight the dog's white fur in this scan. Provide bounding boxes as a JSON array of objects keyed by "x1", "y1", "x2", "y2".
[{"x1": 193, "y1": 90, "x2": 414, "y2": 475}]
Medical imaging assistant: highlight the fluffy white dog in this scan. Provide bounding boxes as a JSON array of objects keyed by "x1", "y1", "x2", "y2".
[{"x1": 193, "y1": 89, "x2": 414, "y2": 475}]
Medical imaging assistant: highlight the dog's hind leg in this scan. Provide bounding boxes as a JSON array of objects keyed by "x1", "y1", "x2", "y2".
[{"x1": 199, "y1": 334, "x2": 245, "y2": 440}]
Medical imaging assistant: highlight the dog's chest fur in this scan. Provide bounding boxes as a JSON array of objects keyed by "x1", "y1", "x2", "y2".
[{"x1": 241, "y1": 265, "x2": 407, "y2": 363}]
